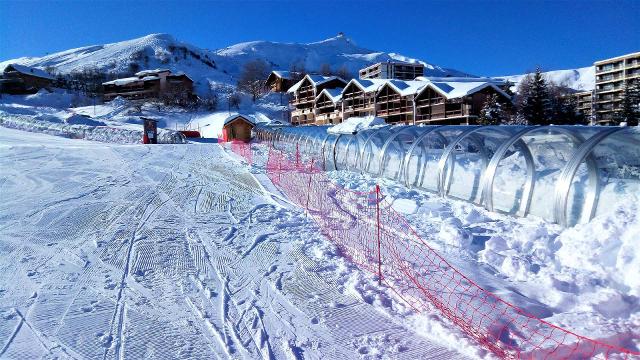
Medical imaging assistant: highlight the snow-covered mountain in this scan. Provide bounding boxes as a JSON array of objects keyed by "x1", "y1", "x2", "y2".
[
  {"x1": 0, "y1": 33, "x2": 469, "y2": 95},
  {"x1": 499, "y1": 66, "x2": 595, "y2": 92}
]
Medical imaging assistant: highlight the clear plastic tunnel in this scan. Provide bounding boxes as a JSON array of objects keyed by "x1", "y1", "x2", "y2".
[
  {"x1": 403, "y1": 126, "x2": 477, "y2": 193},
  {"x1": 254, "y1": 124, "x2": 639, "y2": 226},
  {"x1": 483, "y1": 126, "x2": 602, "y2": 222}
]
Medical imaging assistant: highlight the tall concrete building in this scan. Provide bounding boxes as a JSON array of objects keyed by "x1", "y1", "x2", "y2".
[{"x1": 594, "y1": 52, "x2": 640, "y2": 123}]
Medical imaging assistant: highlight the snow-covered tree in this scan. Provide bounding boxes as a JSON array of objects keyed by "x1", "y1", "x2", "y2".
[
  {"x1": 516, "y1": 68, "x2": 552, "y2": 125},
  {"x1": 478, "y1": 94, "x2": 509, "y2": 125},
  {"x1": 613, "y1": 82, "x2": 640, "y2": 126},
  {"x1": 237, "y1": 59, "x2": 270, "y2": 102}
]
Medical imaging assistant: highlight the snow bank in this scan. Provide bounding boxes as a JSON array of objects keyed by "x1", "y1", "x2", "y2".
[
  {"x1": 328, "y1": 116, "x2": 386, "y2": 134},
  {"x1": 0, "y1": 114, "x2": 185, "y2": 144}
]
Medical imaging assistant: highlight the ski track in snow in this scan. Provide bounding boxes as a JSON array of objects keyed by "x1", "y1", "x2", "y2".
[{"x1": 0, "y1": 127, "x2": 471, "y2": 359}]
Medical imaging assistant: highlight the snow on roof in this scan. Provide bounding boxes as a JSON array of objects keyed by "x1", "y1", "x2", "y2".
[
  {"x1": 5, "y1": 63, "x2": 55, "y2": 80},
  {"x1": 416, "y1": 76, "x2": 508, "y2": 85},
  {"x1": 316, "y1": 88, "x2": 343, "y2": 104},
  {"x1": 135, "y1": 69, "x2": 171, "y2": 77},
  {"x1": 425, "y1": 80, "x2": 511, "y2": 99},
  {"x1": 102, "y1": 77, "x2": 142, "y2": 86},
  {"x1": 383, "y1": 80, "x2": 427, "y2": 96},
  {"x1": 271, "y1": 70, "x2": 292, "y2": 79},
  {"x1": 189, "y1": 113, "x2": 256, "y2": 139},
  {"x1": 287, "y1": 74, "x2": 347, "y2": 93},
  {"x1": 344, "y1": 78, "x2": 388, "y2": 93}
]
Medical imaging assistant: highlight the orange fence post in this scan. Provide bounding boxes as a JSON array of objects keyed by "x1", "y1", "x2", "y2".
[{"x1": 375, "y1": 184, "x2": 382, "y2": 285}]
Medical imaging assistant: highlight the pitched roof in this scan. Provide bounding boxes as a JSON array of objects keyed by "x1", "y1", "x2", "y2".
[
  {"x1": 287, "y1": 74, "x2": 347, "y2": 93},
  {"x1": 343, "y1": 78, "x2": 388, "y2": 93},
  {"x1": 382, "y1": 80, "x2": 427, "y2": 96},
  {"x1": 102, "y1": 76, "x2": 142, "y2": 86},
  {"x1": 4, "y1": 64, "x2": 55, "y2": 80},
  {"x1": 135, "y1": 69, "x2": 171, "y2": 77},
  {"x1": 271, "y1": 70, "x2": 292, "y2": 79},
  {"x1": 223, "y1": 113, "x2": 255, "y2": 126},
  {"x1": 423, "y1": 80, "x2": 511, "y2": 100},
  {"x1": 315, "y1": 88, "x2": 343, "y2": 104}
]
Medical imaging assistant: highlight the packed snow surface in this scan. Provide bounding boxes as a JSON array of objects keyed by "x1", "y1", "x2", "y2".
[
  {"x1": 328, "y1": 116, "x2": 386, "y2": 134},
  {"x1": 499, "y1": 66, "x2": 595, "y2": 91},
  {"x1": 0, "y1": 127, "x2": 480, "y2": 359}
]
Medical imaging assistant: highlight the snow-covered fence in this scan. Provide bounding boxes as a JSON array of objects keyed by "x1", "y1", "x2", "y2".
[
  {"x1": 232, "y1": 141, "x2": 640, "y2": 359},
  {"x1": 0, "y1": 114, "x2": 186, "y2": 144}
]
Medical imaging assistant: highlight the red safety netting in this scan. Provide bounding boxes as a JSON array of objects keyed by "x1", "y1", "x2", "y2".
[
  {"x1": 231, "y1": 141, "x2": 639, "y2": 360},
  {"x1": 230, "y1": 140, "x2": 253, "y2": 166}
]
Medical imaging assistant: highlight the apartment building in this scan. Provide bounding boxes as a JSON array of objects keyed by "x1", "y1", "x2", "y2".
[
  {"x1": 594, "y1": 52, "x2": 640, "y2": 123},
  {"x1": 359, "y1": 61, "x2": 424, "y2": 81},
  {"x1": 574, "y1": 91, "x2": 595, "y2": 122},
  {"x1": 287, "y1": 74, "x2": 347, "y2": 125}
]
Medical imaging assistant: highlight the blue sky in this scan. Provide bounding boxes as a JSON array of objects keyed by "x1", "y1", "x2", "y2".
[{"x1": 0, "y1": 0, "x2": 638, "y2": 76}]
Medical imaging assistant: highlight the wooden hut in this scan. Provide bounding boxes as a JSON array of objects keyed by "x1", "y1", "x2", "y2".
[{"x1": 220, "y1": 114, "x2": 255, "y2": 142}]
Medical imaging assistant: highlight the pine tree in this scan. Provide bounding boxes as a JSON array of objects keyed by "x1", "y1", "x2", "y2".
[
  {"x1": 614, "y1": 82, "x2": 640, "y2": 126},
  {"x1": 478, "y1": 94, "x2": 508, "y2": 125},
  {"x1": 516, "y1": 68, "x2": 552, "y2": 125}
]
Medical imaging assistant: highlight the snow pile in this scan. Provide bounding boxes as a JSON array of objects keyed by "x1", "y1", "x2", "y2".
[{"x1": 327, "y1": 116, "x2": 386, "y2": 134}]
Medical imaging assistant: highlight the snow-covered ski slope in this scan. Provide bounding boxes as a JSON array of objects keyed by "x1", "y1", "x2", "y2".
[
  {"x1": 0, "y1": 33, "x2": 469, "y2": 96},
  {"x1": 0, "y1": 127, "x2": 481, "y2": 359}
]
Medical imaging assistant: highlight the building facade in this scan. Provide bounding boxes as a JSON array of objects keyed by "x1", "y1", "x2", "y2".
[
  {"x1": 0, "y1": 64, "x2": 55, "y2": 94},
  {"x1": 287, "y1": 75, "x2": 347, "y2": 125},
  {"x1": 285, "y1": 70, "x2": 512, "y2": 126},
  {"x1": 593, "y1": 52, "x2": 640, "y2": 123},
  {"x1": 102, "y1": 69, "x2": 194, "y2": 101},
  {"x1": 359, "y1": 61, "x2": 424, "y2": 80}
]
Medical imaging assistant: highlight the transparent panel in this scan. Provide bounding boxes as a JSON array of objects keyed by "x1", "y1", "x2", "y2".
[
  {"x1": 335, "y1": 134, "x2": 356, "y2": 171},
  {"x1": 360, "y1": 126, "x2": 403, "y2": 174},
  {"x1": 322, "y1": 133, "x2": 340, "y2": 171},
  {"x1": 380, "y1": 126, "x2": 436, "y2": 180},
  {"x1": 345, "y1": 128, "x2": 382, "y2": 171},
  {"x1": 566, "y1": 128, "x2": 640, "y2": 226},
  {"x1": 491, "y1": 126, "x2": 601, "y2": 221},
  {"x1": 444, "y1": 127, "x2": 523, "y2": 203},
  {"x1": 405, "y1": 126, "x2": 471, "y2": 192}
]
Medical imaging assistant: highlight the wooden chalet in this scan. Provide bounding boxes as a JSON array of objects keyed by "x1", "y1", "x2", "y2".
[
  {"x1": 1, "y1": 64, "x2": 54, "y2": 94},
  {"x1": 341, "y1": 79, "x2": 387, "y2": 121},
  {"x1": 102, "y1": 69, "x2": 194, "y2": 101},
  {"x1": 413, "y1": 78, "x2": 512, "y2": 124},
  {"x1": 374, "y1": 80, "x2": 424, "y2": 124},
  {"x1": 265, "y1": 71, "x2": 298, "y2": 93},
  {"x1": 314, "y1": 89, "x2": 343, "y2": 125},
  {"x1": 287, "y1": 75, "x2": 346, "y2": 125}
]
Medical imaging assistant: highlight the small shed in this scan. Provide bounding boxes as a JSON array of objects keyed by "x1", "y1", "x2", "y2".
[{"x1": 220, "y1": 114, "x2": 255, "y2": 142}]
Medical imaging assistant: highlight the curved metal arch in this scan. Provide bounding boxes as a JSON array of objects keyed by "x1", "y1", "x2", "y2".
[
  {"x1": 355, "y1": 126, "x2": 392, "y2": 172},
  {"x1": 553, "y1": 127, "x2": 624, "y2": 226},
  {"x1": 320, "y1": 133, "x2": 340, "y2": 171},
  {"x1": 359, "y1": 126, "x2": 406, "y2": 173},
  {"x1": 436, "y1": 126, "x2": 486, "y2": 197},
  {"x1": 346, "y1": 128, "x2": 380, "y2": 171},
  {"x1": 481, "y1": 126, "x2": 588, "y2": 218},
  {"x1": 437, "y1": 126, "x2": 517, "y2": 202},
  {"x1": 333, "y1": 134, "x2": 356, "y2": 171},
  {"x1": 401, "y1": 126, "x2": 451, "y2": 188},
  {"x1": 376, "y1": 125, "x2": 421, "y2": 177},
  {"x1": 338, "y1": 134, "x2": 359, "y2": 171}
]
